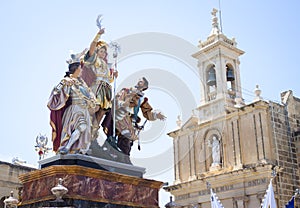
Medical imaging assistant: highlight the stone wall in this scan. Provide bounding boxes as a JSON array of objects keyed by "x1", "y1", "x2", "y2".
[
  {"x1": 268, "y1": 102, "x2": 293, "y2": 206},
  {"x1": 0, "y1": 161, "x2": 35, "y2": 208}
]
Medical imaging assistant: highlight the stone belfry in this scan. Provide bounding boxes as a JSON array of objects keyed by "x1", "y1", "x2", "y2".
[
  {"x1": 195, "y1": 8, "x2": 244, "y2": 108},
  {"x1": 165, "y1": 8, "x2": 300, "y2": 208}
]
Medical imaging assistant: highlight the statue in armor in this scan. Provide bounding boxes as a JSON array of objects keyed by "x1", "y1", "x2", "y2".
[
  {"x1": 47, "y1": 57, "x2": 97, "y2": 155},
  {"x1": 81, "y1": 28, "x2": 118, "y2": 138}
]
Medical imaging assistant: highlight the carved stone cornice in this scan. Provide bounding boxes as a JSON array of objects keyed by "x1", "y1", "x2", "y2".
[{"x1": 192, "y1": 38, "x2": 244, "y2": 59}]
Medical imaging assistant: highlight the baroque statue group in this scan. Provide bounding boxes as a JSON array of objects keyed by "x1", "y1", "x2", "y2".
[{"x1": 46, "y1": 16, "x2": 165, "y2": 164}]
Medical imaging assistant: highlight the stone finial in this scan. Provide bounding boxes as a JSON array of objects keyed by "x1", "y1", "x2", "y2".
[
  {"x1": 165, "y1": 196, "x2": 179, "y2": 208},
  {"x1": 198, "y1": 40, "x2": 202, "y2": 48},
  {"x1": 253, "y1": 84, "x2": 262, "y2": 102},
  {"x1": 51, "y1": 178, "x2": 68, "y2": 202},
  {"x1": 210, "y1": 8, "x2": 221, "y2": 35},
  {"x1": 12, "y1": 157, "x2": 26, "y2": 165},
  {"x1": 4, "y1": 191, "x2": 19, "y2": 207},
  {"x1": 176, "y1": 115, "x2": 182, "y2": 128},
  {"x1": 234, "y1": 97, "x2": 245, "y2": 108}
]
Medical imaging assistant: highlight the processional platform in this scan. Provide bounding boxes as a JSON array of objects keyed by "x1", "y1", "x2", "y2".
[{"x1": 18, "y1": 154, "x2": 163, "y2": 208}]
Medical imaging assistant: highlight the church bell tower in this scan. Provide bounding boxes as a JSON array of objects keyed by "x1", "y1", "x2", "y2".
[{"x1": 193, "y1": 8, "x2": 244, "y2": 120}]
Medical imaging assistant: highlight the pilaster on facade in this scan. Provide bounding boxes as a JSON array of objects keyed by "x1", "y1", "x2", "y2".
[
  {"x1": 256, "y1": 192, "x2": 265, "y2": 204},
  {"x1": 233, "y1": 196, "x2": 249, "y2": 208}
]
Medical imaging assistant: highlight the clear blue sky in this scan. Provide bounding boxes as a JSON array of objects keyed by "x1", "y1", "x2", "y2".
[{"x1": 1, "y1": 0, "x2": 300, "y2": 206}]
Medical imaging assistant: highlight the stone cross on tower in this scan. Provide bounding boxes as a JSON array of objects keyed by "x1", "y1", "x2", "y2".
[{"x1": 210, "y1": 8, "x2": 221, "y2": 36}]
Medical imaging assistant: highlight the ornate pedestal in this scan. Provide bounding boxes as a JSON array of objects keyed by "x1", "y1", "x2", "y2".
[
  {"x1": 39, "y1": 154, "x2": 146, "y2": 178},
  {"x1": 18, "y1": 155, "x2": 163, "y2": 208}
]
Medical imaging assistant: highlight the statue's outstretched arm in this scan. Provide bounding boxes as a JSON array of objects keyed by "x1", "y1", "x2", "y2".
[
  {"x1": 140, "y1": 98, "x2": 166, "y2": 121},
  {"x1": 89, "y1": 28, "x2": 105, "y2": 56}
]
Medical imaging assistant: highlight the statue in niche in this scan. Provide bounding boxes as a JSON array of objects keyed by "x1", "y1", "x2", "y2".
[{"x1": 208, "y1": 135, "x2": 221, "y2": 167}]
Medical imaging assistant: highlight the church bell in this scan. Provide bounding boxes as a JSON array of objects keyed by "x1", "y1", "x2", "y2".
[
  {"x1": 207, "y1": 68, "x2": 216, "y2": 86},
  {"x1": 226, "y1": 68, "x2": 235, "y2": 81}
]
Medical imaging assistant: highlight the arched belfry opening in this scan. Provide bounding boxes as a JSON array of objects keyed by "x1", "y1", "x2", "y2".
[
  {"x1": 226, "y1": 64, "x2": 236, "y2": 98},
  {"x1": 206, "y1": 65, "x2": 217, "y2": 101},
  {"x1": 226, "y1": 64, "x2": 235, "y2": 83}
]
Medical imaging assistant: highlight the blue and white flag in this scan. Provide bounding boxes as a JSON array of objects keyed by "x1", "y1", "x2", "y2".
[
  {"x1": 285, "y1": 196, "x2": 295, "y2": 208},
  {"x1": 261, "y1": 179, "x2": 277, "y2": 208},
  {"x1": 210, "y1": 188, "x2": 224, "y2": 208}
]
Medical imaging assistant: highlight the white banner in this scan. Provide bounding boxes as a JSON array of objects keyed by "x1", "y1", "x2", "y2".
[
  {"x1": 210, "y1": 188, "x2": 224, "y2": 208},
  {"x1": 261, "y1": 179, "x2": 277, "y2": 208}
]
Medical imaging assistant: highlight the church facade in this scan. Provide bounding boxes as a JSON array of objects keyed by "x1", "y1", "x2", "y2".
[{"x1": 165, "y1": 9, "x2": 300, "y2": 208}]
